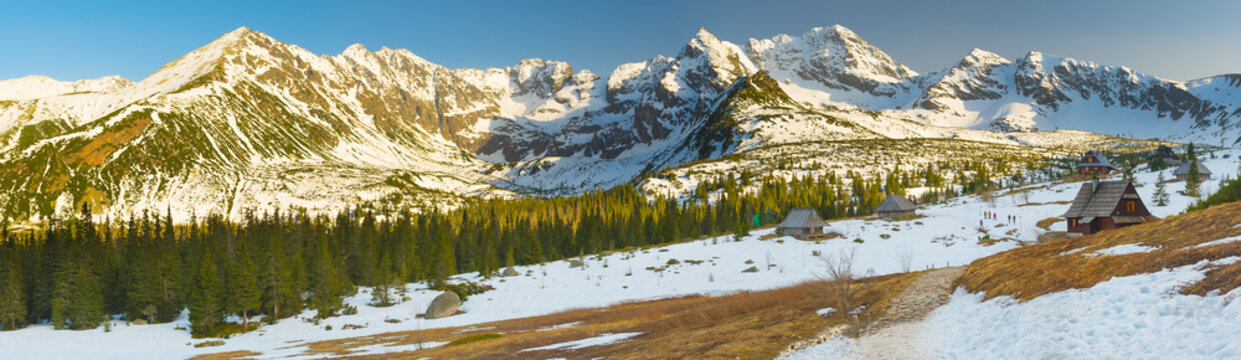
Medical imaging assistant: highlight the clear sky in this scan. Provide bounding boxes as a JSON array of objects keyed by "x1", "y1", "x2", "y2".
[{"x1": 2, "y1": 0, "x2": 1238, "y2": 82}]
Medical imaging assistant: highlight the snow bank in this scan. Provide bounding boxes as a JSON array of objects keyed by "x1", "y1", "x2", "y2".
[
  {"x1": 785, "y1": 259, "x2": 1241, "y2": 359},
  {"x1": 1086, "y1": 243, "x2": 1158, "y2": 257},
  {"x1": 518, "y1": 332, "x2": 642, "y2": 352}
]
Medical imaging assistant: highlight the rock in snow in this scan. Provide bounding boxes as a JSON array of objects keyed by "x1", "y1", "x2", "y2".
[{"x1": 424, "y1": 291, "x2": 461, "y2": 319}]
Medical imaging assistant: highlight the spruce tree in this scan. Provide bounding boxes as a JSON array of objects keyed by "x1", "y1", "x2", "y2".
[
  {"x1": 189, "y1": 251, "x2": 223, "y2": 337},
  {"x1": 67, "y1": 263, "x2": 104, "y2": 330},
  {"x1": 370, "y1": 254, "x2": 395, "y2": 307},
  {"x1": 1153, "y1": 172, "x2": 1170, "y2": 206},
  {"x1": 308, "y1": 237, "x2": 345, "y2": 318},
  {"x1": 1150, "y1": 156, "x2": 1166, "y2": 171},
  {"x1": 0, "y1": 260, "x2": 25, "y2": 330},
  {"x1": 226, "y1": 241, "x2": 260, "y2": 327},
  {"x1": 1185, "y1": 159, "x2": 1202, "y2": 198}
]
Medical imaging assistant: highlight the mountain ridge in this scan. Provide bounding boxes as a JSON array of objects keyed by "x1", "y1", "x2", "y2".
[{"x1": 0, "y1": 25, "x2": 1231, "y2": 222}]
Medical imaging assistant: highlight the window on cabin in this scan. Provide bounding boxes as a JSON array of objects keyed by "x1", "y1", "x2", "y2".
[
  {"x1": 1101, "y1": 218, "x2": 1107, "y2": 226},
  {"x1": 1127, "y1": 201, "x2": 1135, "y2": 212},
  {"x1": 1069, "y1": 219, "x2": 1076, "y2": 227}
]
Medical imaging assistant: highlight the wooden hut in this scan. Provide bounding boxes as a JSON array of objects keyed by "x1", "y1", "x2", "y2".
[
  {"x1": 1147, "y1": 145, "x2": 1180, "y2": 166},
  {"x1": 1062, "y1": 179, "x2": 1155, "y2": 236},
  {"x1": 1076, "y1": 150, "x2": 1116, "y2": 175},
  {"x1": 875, "y1": 194, "x2": 917, "y2": 219},
  {"x1": 777, "y1": 208, "x2": 829, "y2": 239},
  {"x1": 1173, "y1": 161, "x2": 1212, "y2": 181}
]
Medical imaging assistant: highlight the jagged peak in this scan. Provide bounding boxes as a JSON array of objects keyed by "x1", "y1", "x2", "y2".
[
  {"x1": 827, "y1": 24, "x2": 858, "y2": 39},
  {"x1": 343, "y1": 43, "x2": 369, "y2": 57},
  {"x1": 211, "y1": 26, "x2": 276, "y2": 48},
  {"x1": 803, "y1": 24, "x2": 864, "y2": 45},
  {"x1": 685, "y1": 27, "x2": 728, "y2": 53},
  {"x1": 694, "y1": 27, "x2": 717, "y2": 42},
  {"x1": 958, "y1": 48, "x2": 1010, "y2": 68}
]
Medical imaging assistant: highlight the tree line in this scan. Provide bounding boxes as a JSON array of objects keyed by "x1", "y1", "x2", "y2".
[{"x1": 0, "y1": 160, "x2": 1025, "y2": 336}]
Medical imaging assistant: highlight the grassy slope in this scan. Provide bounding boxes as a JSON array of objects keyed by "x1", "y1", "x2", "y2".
[
  {"x1": 958, "y1": 201, "x2": 1241, "y2": 301},
  {"x1": 195, "y1": 272, "x2": 920, "y2": 360}
]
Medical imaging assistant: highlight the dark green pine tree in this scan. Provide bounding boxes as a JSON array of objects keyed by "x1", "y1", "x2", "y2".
[
  {"x1": 226, "y1": 241, "x2": 261, "y2": 328},
  {"x1": 127, "y1": 233, "x2": 163, "y2": 324},
  {"x1": 67, "y1": 262, "x2": 105, "y2": 330},
  {"x1": 259, "y1": 235, "x2": 292, "y2": 320},
  {"x1": 0, "y1": 260, "x2": 25, "y2": 330},
  {"x1": 1185, "y1": 159, "x2": 1202, "y2": 198},
  {"x1": 189, "y1": 250, "x2": 224, "y2": 337},
  {"x1": 1153, "y1": 172, "x2": 1170, "y2": 206},
  {"x1": 429, "y1": 229, "x2": 456, "y2": 288},
  {"x1": 370, "y1": 254, "x2": 395, "y2": 307},
  {"x1": 308, "y1": 236, "x2": 346, "y2": 318}
]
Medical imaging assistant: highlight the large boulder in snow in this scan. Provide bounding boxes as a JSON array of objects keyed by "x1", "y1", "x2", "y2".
[
  {"x1": 424, "y1": 291, "x2": 461, "y2": 319},
  {"x1": 502, "y1": 267, "x2": 519, "y2": 277},
  {"x1": 569, "y1": 260, "x2": 585, "y2": 268}
]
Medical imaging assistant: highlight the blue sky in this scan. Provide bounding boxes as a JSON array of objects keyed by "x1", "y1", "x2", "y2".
[{"x1": 2, "y1": 0, "x2": 1238, "y2": 82}]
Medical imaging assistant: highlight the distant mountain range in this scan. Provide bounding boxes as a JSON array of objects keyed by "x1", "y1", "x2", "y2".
[{"x1": 0, "y1": 25, "x2": 1233, "y2": 222}]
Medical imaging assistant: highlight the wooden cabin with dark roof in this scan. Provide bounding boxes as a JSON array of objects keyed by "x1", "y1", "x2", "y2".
[
  {"x1": 1062, "y1": 179, "x2": 1155, "y2": 236},
  {"x1": 1076, "y1": 150, "x2": 1116, "y2": 175},
  {"x1": 1173, "y1": 161, "x2": 1212, "y2": 181},
  {"x1": 1147, "y1": 145, "x2": 1181, "y2": 166},
  {"x1": 875, "y1": 194, "x2": 917, "y2": 219},
  {"x1": 777, "y1": 208, "x2": 830, "y2": 239}
]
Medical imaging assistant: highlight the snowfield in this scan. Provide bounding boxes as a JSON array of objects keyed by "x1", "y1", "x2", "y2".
[
  {"x1": 0, "y1": 150, "x2": 1237, "y2": 359},
  {"x1": 784, "y1": 259, "x2": 1241, "y2": 360}
]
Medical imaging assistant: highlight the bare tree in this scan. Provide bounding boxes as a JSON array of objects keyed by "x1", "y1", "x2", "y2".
[
  {"x1": 818, "y1": 247, "x2": 874, "y2": 336},
  {"x1": 896, "y1": 241, "x2": 914, "y2": 273}
]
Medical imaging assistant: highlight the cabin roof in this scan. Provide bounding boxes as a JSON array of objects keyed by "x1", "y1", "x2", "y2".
[
  {"x1": 1173, "y1": 161, "x2": 1212, "y2": 176},
  {"x1": 1063, "y1": 180, "x2": 1135, "y2": 218},
  {"x1": 1076, "y1": 150, "x2": 1115, "y2": 169},
  {"x1": 778, "y1": 208, "x2": 829, "y2": 229},
  {"x1": 875, "y1": 194, "x2": 917, "y2": 212}
]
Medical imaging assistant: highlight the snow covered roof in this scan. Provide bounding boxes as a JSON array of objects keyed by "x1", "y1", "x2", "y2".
[
  {"x1": 1077, "y1": 150, "x2": 1115, "y2": 169},
  {"x1": 876, "y1": 194, "x2": 917, "y2": 212},
  {"x1": 1173, "y1": 161, "x2": 1212, "y2": 176},
  {"x1": 778, "y1": 208, "x2": 829, "y2": 229},
  {"x1": 1063, "y1": 180, "x2": 1136, "y2": 218}
]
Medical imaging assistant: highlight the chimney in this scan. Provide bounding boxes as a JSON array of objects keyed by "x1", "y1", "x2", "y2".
[{"x1": 1091, "y1": 177, "x2": 1100, "y2": 193}]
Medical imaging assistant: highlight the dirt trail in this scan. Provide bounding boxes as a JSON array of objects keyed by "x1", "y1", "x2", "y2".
[
  {"x1": 865, "y1": 266, "x2": 964, "y2": 333},
  {"x1": 780, "y1": 266, "x2": 965, "y2": 359}
]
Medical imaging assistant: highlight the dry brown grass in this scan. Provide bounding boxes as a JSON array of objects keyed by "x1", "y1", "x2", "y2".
[
  {"x1": 1035, "y1": 217, "x2": 1061, "y2": 230},
  {"x1": 202, "y1": 273, "x2": 920, "y2": 360},
  {"x1": 187, "y1": 350, "x2": 260, "y2": 360},
  {"x1": 1019, "y1": 200, "x2": 1073, "y2": 208},
  {"x1": 959, "y1": 201, "x2": 1241, "y2": 301}
]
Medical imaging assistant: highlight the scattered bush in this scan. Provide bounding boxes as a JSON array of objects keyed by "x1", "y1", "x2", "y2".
[
  {"x1": 447, "y1": 333, "x2": 503, "y2": 346},
  {"x1": 194, "y1": 340, "x2": 225, "y2": 348},
  {"x1": 438, "y1": 281, "x2": 494, "y2": 302}
]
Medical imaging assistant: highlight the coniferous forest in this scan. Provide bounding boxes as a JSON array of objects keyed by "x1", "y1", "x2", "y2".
[{"x1": 0, "y1": 166, "x2": 1004, "y2": 337}]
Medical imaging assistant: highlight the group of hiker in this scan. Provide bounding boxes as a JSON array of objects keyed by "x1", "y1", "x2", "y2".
[{"x1": 981, "y1": 210, "x2": 1018, "y2": 227}]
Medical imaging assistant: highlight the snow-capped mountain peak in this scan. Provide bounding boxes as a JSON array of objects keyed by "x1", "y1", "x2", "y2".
[
  {"x1": 746, "y1": 24, "x2": 917, "y2": 103},
  {"x1": 0, "y1": 75, "x2": 133, "y2": 100}
]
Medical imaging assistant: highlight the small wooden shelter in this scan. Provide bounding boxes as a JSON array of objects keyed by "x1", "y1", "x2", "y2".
[
  {"x1": 875, "y1": 194, "x2": 917, "y2": 219},
  {"x1": 1076, "y1": 150, "x2": 1116, "y2": 175},
  {"x1": 1062, "y1": 179, "x2": 1155, "y2": 236},
  {"x1": 777, "y1": 208, "x2": 829, "y2": 239},
  {"x1": 1173, "y1": 161, "x2": 1212, "y2": 181},
  {"x1": 1147, "y1": 145, "x2": 1180, "y2": 166}
]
